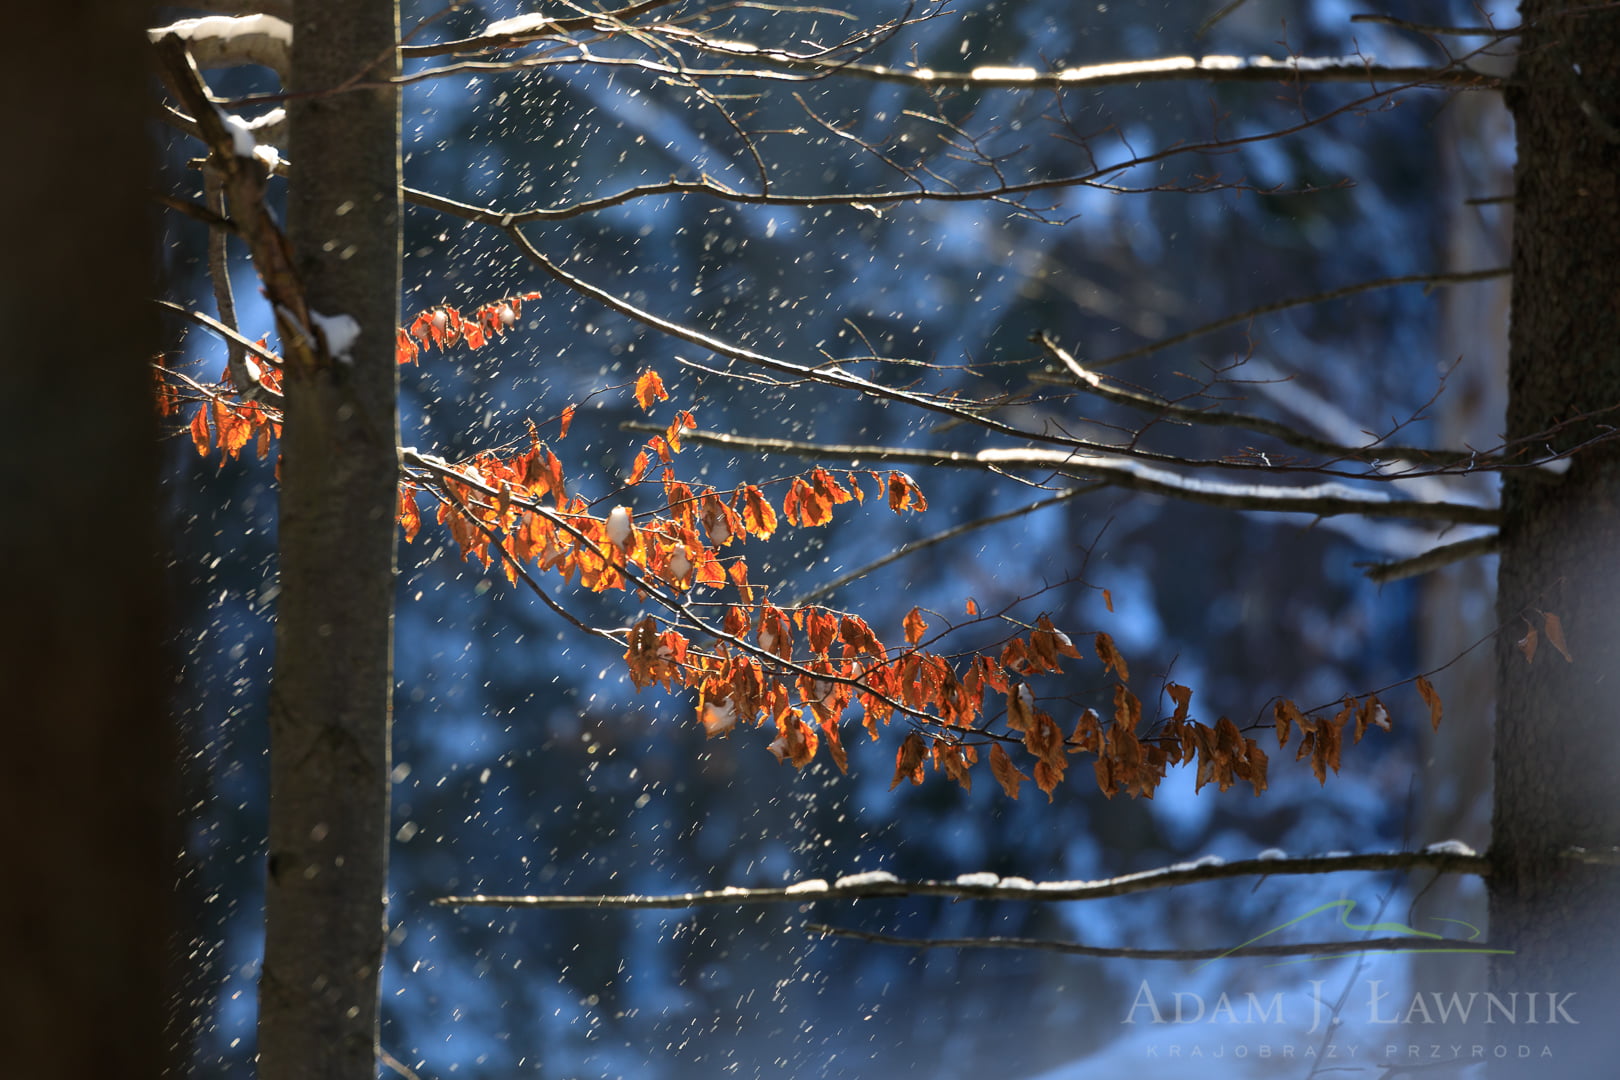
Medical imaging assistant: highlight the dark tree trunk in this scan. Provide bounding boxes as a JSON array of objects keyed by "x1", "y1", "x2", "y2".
[
  {"x1": 258, "y1": 2, "x2": 401, "y2": 1078},
  {"x1": 0, "y1": 2, "x2": 172, "y2": 1078},
  {"x1": 1491, "y1": 1, "x2": 1620, "y2": 1072}
]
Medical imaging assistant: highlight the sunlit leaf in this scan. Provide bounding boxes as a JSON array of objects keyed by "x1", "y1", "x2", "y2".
[{"x1": 635, "y1": 368, "x2": 668, "y2": 411}]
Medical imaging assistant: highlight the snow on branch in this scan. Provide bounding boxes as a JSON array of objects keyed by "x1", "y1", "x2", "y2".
[
  {"x1": 433, "y1": 847, "x2": 1490, "y2": 910},
  {"x1": 673, "y1": 47, "x2": 1498, "y2": 91},
  {"x1": 644, "y1": 428, "x2": 1500, "y2": 525},
  {"x1": 148, "y1": 15, "x2": 290, "y2": 77}
]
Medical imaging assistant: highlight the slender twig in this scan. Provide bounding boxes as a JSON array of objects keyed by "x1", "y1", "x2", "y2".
[
  {"x1": 1348, "y1": 14, "x2": 1519, "y2": 38},
  {"x1": 203, "y1": 165, "x2": 252, "y2": 396},
  {"x1": 787, "y1": 487, "x2": 1103, "y2": 607},
  {"x1": 1085, "y1": 268, "x2": 1508, "y2": 370},
  {"x1": 804, "y1": 924, "x2": 1502, "y2": 961},
  {"x1": 1032, "y1": 332, "x2": 1480, "y2": 467}
]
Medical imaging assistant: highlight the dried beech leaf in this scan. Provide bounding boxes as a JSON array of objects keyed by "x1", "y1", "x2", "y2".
[
  {"x1": 1415, "y1": 676, "x2": 1443, "y2": 732},
  {"x1": 1543, "y1": 612, "x2": 1573, "y2": 663}
]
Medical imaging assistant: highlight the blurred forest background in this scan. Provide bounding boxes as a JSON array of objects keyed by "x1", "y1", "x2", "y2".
[{"x1": 160, "y1": 0, "x2": 1510, "y2": 1075}]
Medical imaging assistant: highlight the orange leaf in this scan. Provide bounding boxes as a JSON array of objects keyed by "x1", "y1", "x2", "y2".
[
  {"x1": 665, "y1": 410, "x2": 695, "y2": 452},
  {"x1": 558, "y1": 404, "x2": 576, "y2": 439},
  {"x1": 634, "y1": 368, "x2": 668, "y2": 411},
  {"x1": 989, "y1": 743, "x2": 1028, "y2": 800},
  {"x1": 890, "y1": 732, "x2": 928, "y2": 789},
  {"x1": 902, "y1": 607, "x2": 928, "y2": 647},
  {"x1": 1542, "y1": 612, "x2": 1573, "y2": 663},
  {"x1": 398, "y1": 485, "x2": 422, "y2": 542},
  {"x1": 1415, "y1": 676, "x2": 1443, "y2": 732},
  {"x1": 1102, "y1": 588, "x2": 1114, "y2": 613},
  {"x1": 396, "y1": 328, "x2": 419, "y2": 365},
  {"x1": 740, "y1": 486, "x2": 778, "y2": 539},
  {"x1": 1517, "y1": 623, "x2": 1539, "y2": 664},
  {"x1": 628, "y1": 450, "x2": 651, "y2": 486},
  {"x1": 885, "y1": 470, "x2": 927, "y2": 513},
  {"x1": 964, "y1": 597, "x2": 978, "y2": 616},
  {"x1": 189, "y1": 405, "x2": 212, "y2": 455},
  {"x1": 1094, "y1": 631, "x2": 1129, "y2": 682}
]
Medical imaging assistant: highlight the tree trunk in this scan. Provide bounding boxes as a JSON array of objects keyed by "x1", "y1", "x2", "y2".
[
  {"x1": 1492, "y1": 1, "x2": 1620, "y2": 1072},
  {"x1": 258, "y1": 2, "x2": 401, "y2": 1078},
  {"x1": 0, "y1": 4, "x2": 171, "y2": 1077}
]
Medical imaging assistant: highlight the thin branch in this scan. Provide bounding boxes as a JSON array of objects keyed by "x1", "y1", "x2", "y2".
[
  {"x1": 203, "y1": 165, "x2": 252, "y2": 397},
  {"x1": 1031, "y1": 332, "x2": 1484, "y2": 468},
  {"x1": 497, "y1": 228, "x2": 1513, "y2": 495},
  {"x1": 1086, "y1": 267, "x2": 1509, "y2": 370},
  {"x1": 1359, "y1": 532, "x2": 1500, "y2": 584},
  {"x1": 400, "y1": 0, "x2": 685, "y2": 58},
  {"x1": 433, "y1": 848, "x2": 1491, "y2": 909},
  {"x1": 787, "y1": 487, "x2": 1103, "y2": 607},
  {"x1": 1348, "y1": 14, "x2": 1519, "y2": 38},
  {"x1": 156, "y1": 300, "x2": 286, "y2": 389},
  {"x1": 641, "y1": 427, "x2": 1501, "y2": 525},
  {"x1": 805, "y1": 924, "x2": 1505, "y2": 961}
]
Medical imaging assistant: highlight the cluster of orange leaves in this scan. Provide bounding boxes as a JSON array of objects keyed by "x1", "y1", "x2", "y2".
[
  {"x1": 162, "y1": 296, "x2": 1439, "y2": 802},
  {"x1": 158, "y1": 344, "x2": 285, "y2": 465},
  {"x1": 396, "y1": 293, "x2": 543, "y2": 365}
]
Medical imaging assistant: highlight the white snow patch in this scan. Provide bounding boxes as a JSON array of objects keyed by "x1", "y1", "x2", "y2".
[
  {"x1": 1423, "y1": 840, "x2": 1476, "y2": 856},
  {"x1": 242, "y1": 107, "x2": 286, "y2": 132},
  {"x1": 310, "y1": 310, "x2": 360, "y2": 362},
  {"x1": 971, "y1": 66, "x2": 1038, "y2": 81},
  {"x1": 150, "y1": 14, "x2": 292, "y2": 45},
  {"x1": 1255, "y1": 848, "x2": 1288, "y2": 861},
  {"x1": 1170, "y1": 855, "x2": 1225, "y2": 871},
  {"x1": 833, "y1": 871, "x2": 898, "y2": 888},
  {"x1": 954, "y1": 872, "x2": 1001, "y2": 887},
  {"x1": 998, "y1": 876, "x2": 1036, "y2": 890},
  {"x1": 485, "y1": 14, "x2": 555, "y2": 37},
  {"x1": 606, "y1": 506, "x2": 633, "y2": 548},
  {"x1": 785, "y1": 879, "x2": 829, "y2": 894},
  {"x1": 220, "y1": 111, "x2": 258, "y2": 157}
]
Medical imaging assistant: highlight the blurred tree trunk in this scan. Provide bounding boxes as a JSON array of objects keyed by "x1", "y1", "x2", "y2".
[
  {"x1": 1491, "y1": 1, "x2": 1620, "y2": 1072},
  {"x1": 257, "y1": 2, "x2": 401, "y2": 1078},
  {"x1": 0, "y1": 2, "x2": 172, "y2": 1078}
]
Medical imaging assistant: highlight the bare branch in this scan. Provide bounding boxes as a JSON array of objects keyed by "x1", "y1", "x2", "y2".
[
  {"x1": 1348, "y1": 14, "x2": 1519, "y2": 38},
  {"x1": 1360, "y1": 533, "x2": 1500, "y2": 584},
  {"x1": 1085, "y1": 267, "x2": 1509, "y2": 371},
  {"x1": 785, "y1": 487, "x2": 1103, "y2": 607},
  {"x1": 1032, "y1": 332, "x2": 1484, "y2": 468},
  {"x1": 156, "y1": 300, "x2": 286, "y2": 379},
  {"x1": 401, "y1": 0, "x2": 685, "y2": 58},
  {"x1": 805, "y1": 924, "x2": 1504, "y2": 961},
  {"x1": 433, "y1": 848, "x2": 1490, "y2": 909}
]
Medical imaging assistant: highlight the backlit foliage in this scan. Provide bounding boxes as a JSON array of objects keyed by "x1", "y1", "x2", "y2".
[{"x1": 160, "y1": 295, "x2": 1439, "y2": 801}]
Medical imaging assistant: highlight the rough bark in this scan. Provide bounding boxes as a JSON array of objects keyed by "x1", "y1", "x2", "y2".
[
  {"x1": 258, "y1": 2, "x2": 401, "y2": 1079},
  {"x1": 1491, "y1": 1, "x2": 1620, "y2": 1073},
  {"x1": 0, "y1": 2, "x2": 171, "y2": 1077}
]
